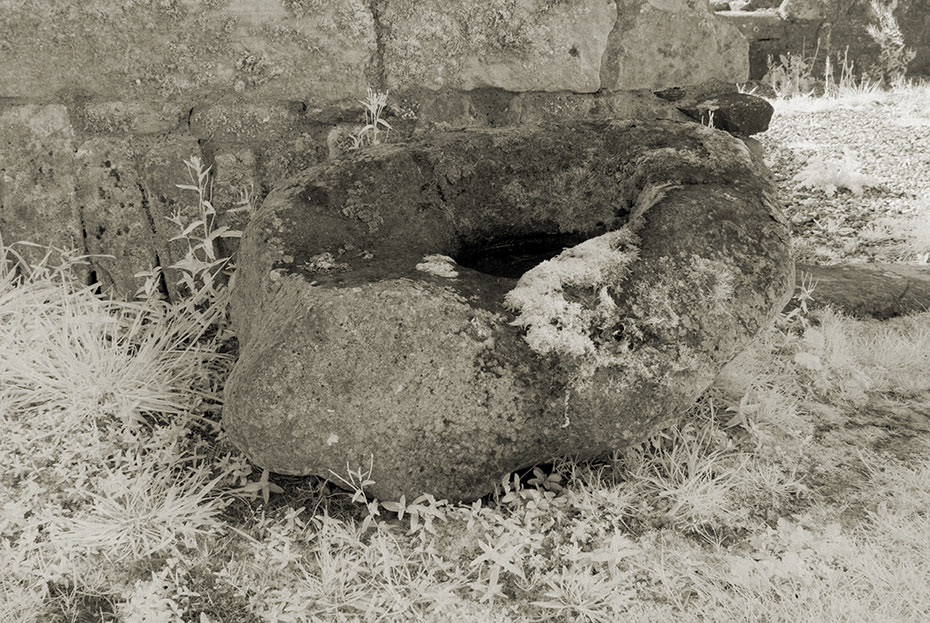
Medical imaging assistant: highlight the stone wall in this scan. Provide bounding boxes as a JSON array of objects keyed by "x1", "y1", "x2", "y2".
[
  {"x1": 716, "y1": 0, "x2": 930, "y2": 82},
  {"x1": 0, "y1": 0, "x2": 750, "y2": 300}
]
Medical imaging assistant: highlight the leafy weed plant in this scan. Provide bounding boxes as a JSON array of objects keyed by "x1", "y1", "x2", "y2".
[
  {"x1": 764, "y1": 49, "x2": 819, "y2": 99},
  {"x1": 791, "y1": 147, "x2": 880, "y2": 198},
  {"x1": 866, "y1": 0, "x2": 916, "y2": 86},
  {"x1": 348, "y1": 88, "x2": 392, "y2": 150}
]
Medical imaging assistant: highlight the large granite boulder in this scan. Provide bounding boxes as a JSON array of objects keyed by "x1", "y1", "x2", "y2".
[{"x1": 223, "y1": 119, "x2": 793, "y2": 502}]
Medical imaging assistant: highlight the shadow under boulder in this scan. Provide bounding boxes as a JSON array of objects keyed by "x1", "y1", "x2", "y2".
[{"x1": 223, "y1": 119, "x2": 794, "y2": 502}]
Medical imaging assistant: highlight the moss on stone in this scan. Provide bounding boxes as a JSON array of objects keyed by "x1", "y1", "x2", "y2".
[{"x1": 505, "y1": 227, "x2": 640, "y2": 358}]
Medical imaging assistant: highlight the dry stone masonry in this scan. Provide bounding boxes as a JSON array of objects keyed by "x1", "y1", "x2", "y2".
[{"x1": 0, "y1": 0, "x2": 753, "y2": 298}]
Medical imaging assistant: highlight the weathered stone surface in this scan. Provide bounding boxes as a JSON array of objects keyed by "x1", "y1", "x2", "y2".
[
  {"x1": 792, "y1": 263, "x2": 930, "y2": 320},
  {"x1": 741, "y1": 136, "x2": 765, "y2": 162},
  {"x1": 70, "y1": 137, "x2": 255, "y2": 300},
  {"x1": 720, "y1": 0, "x2": 930, "y2": 81},
  {"x1": 211, "y1": 150, "x2": 259, "y2": 258},
  {"x1": 717, "y1": 10, "x2": 822, "y2": 80},
  {"x1": 717, "y1": 9, "x2": 785, "y2": 38},
  {"x1": 256, "y1": 130, "x2": 330, "y2": 194},
  {"x1": 407, "y1": 87, "x2": 688, "y2": 131},
  {"x1": 506, "y1": 90, "x2": 688, "y2": 126},
  {"x1": 0, "y1": 0, "x2": 374, "y2": 103},
  {"x1": 224, "y1": 119, "x2": 793, "y2": 502},
  {"x1": 681, "y1": 93, "x2": 775, "y2": 135},
  {"x1": 778, "y1": 0, "x2": 829, "y2": 20},
  {"x1": 407, "y1": 88, "x2": 519, "y2": 129},
  {"x1": 382, "y1": 0, "x2": 617, "y2": 93},
  {"x1": 190, "y1": 99, "x2": 307, "y2": 145},
  {"x1": 908, "y1": 3, "x2": 930, "y2": 77},
  {"x1": 74, "y1": 138, "x2": 159, "y2": 298},
  {"x1": 746, "y1": 0, "x2": 782, "y2": 9},
  {"x1": 600, "y1": 0, "x2": 750, "y2": 90},
  {"x1": 72, "y1": 100, "x2": 189, "y2": 135},
  {"x1": 140, "y1": 136, "x2": 207, "y2": 302},
  {"x1": 0, "y1": 104, "x2": 85, "y2": 278},
  {"x1": 654, "y1": 82, "x2": 774, "y2": 135}
]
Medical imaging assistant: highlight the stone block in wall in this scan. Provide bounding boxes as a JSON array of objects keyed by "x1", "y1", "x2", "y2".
[
  {"x1": 226, "y1": 0, "x2": 376, "y2": 104},
  {"x1": 74, "y1": 138, "x2": 160, "y2": 299},
  {"x1": 507, "y1": 90, "x2": 687, "y2": 125},
  {"x1": 256, "y1": 130, "x2": 329, "y2": 194},
  {"x1": 599, "y1": 0, "x2": 750, "y2": 90},
  {"x1": 410, "y1": 89, "x2": 509, "y2": 130},
  {"x1": 304, "y1": 98, "x2": 378, "y2": 125},
  {"x1": 140, "y1": 136, "x2": 207, "y2": 302},
  {"x1": 408, "y1": 87, "x2": 686, "y2": 130},
  {"x1": 717, "y1": 10, "x2": 821, "y2": 80},
  {"x1": 0, "y1": 104, "x2": 86, "y2": 280},
  {"x1": 0, "y1": 0, "x2": 374, "y2": 104},
  {"x1": 190, "y1": 99, "x2": 308, "y2": 145},
  {"x1": 822, "y1": 2, "x2": 928, "y2": 80},
  {"x1": 744, "y1": 0, "x2": 782, "y2": 9},
  {"x1": 717, "y1": 9, "x2": 786, "y2": 40},
  {"x1": 71, "y1": 100, "x2": 189, "y2": 135},
  {"x1": 721, "y1": 0, "x2": 930, "y2": 81},
  {"x1": 778, "y1": 0, "x2": 828, "y2": 20},
  {"x1": 72, "y1": 138, "x2": 256, "y2": 301},
  {"x1": 210, "y1": 150, "x2": 259, "y2": 258},
  {"x1": 381, "y1": 0, "x2": 617, "y2": 93}
]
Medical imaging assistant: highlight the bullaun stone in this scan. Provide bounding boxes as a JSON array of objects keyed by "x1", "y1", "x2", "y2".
[{"x1": 223, "y1": 119, "x2": 793, "y2": 502}]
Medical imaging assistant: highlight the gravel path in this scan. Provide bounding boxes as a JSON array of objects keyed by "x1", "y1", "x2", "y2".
[{"x1": 757, "y1": 86, "x2": 930, "y2": 265}]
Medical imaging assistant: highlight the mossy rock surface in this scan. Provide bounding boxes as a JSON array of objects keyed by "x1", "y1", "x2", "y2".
[{"x1": 223, "y1": 119, "x2": 793, "y2": 502}]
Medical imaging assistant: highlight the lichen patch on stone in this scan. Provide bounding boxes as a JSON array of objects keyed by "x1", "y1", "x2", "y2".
[
  {"x1": 504, "y1": 227, "x2": 639, "y2": 358},
  {"x1": 304, "y1": 252, "x2": 349, "y2": 272},
  {"x1": 415, "y1": 254, "x2": 459, "y2": 278}
]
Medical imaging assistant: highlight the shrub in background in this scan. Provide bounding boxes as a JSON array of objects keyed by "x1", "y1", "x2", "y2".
[{"x1": 866, "y1": 0, "x2": 916, "y2": 85}]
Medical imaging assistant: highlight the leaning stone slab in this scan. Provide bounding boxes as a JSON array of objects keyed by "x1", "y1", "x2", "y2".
[
  {"x1": 655, "y1": 81, "x2": 775, "y2": 136},
  {"x1": 223, "y1": 119, "x2": 793, "y2": 502},
  {"x1": 792, "y1": 263, "x2": 930, "y2": 320}
]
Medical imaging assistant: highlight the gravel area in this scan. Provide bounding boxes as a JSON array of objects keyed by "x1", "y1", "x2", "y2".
[{"x1": 757, "y1": 85, "x2": 930, "y2": 265}]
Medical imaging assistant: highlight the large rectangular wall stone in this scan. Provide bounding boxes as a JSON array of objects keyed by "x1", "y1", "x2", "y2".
[
  {"x1": 382, "y1": 0, "x2": 617, "y2": 93},
  {"x1": 601, "y1": 0, "x2": 750, "y2": 90},
  {"x1": 0, "y1": 104, "x2": 85, "y2": 277},
  {"x1": 0, "y1": 0, "x2": 375, "y2": 104},
  {"x1": 74, "y1": 138, "x2": 160, "y2": 298}
]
